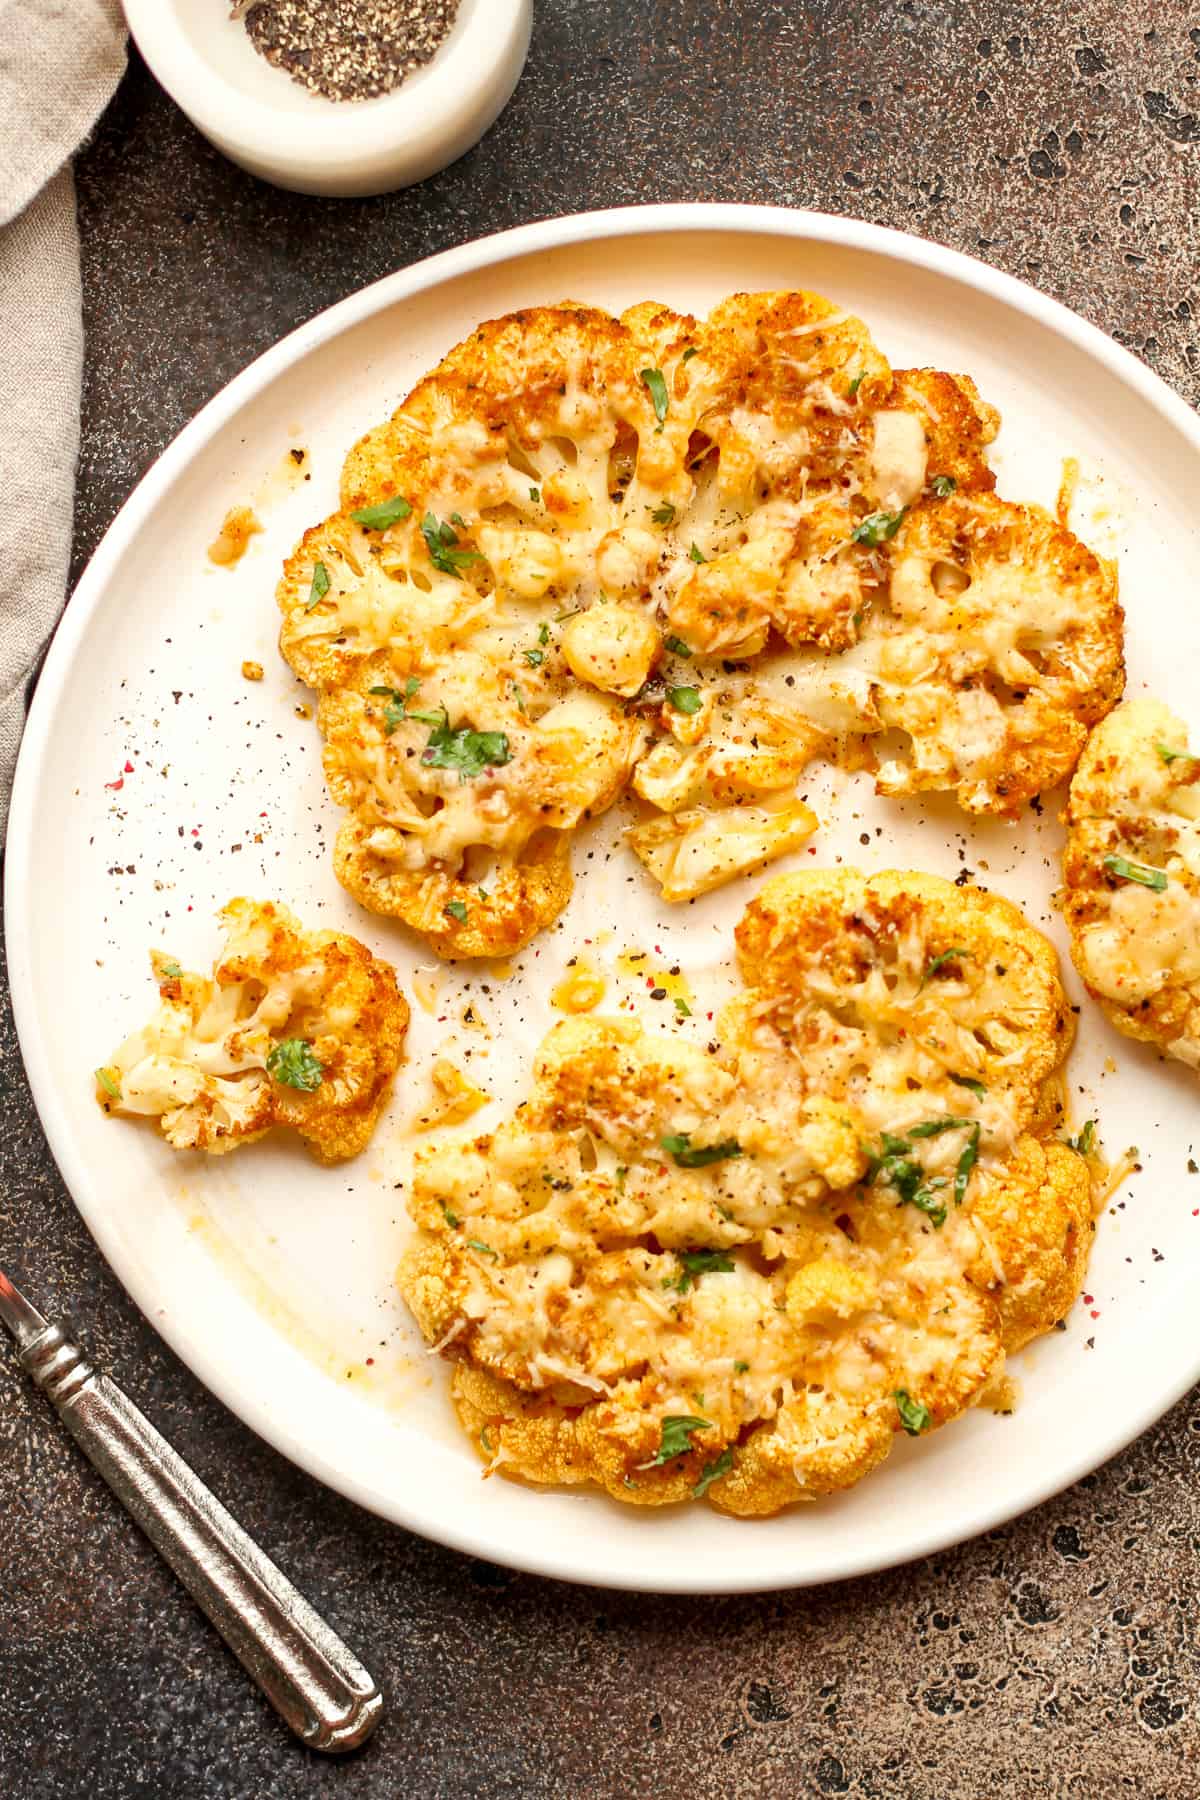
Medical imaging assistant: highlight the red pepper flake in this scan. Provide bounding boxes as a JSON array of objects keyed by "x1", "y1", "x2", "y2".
[
  {"x1": 1090, "y1": 1309, "x2": 1100, "y2": 1319},
  {"x1": 1083, "y1": 1294, "x2": 1093, "y2": 1305},
  {"x1": 105, "y1": 776, "x2": 124, "y2": 791},
  {"x1": 123, "y1": 759, "x2": 134, "y2": 773}
]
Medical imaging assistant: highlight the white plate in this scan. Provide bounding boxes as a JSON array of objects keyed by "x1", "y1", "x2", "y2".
[{"x1": 10, "y1": 206, "x2": 1200, "y2": 1594}]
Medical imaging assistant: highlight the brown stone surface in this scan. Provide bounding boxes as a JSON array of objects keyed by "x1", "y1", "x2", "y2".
[{"x1": 3, "y1": 4, "x2": 1200, "y2": 1794}]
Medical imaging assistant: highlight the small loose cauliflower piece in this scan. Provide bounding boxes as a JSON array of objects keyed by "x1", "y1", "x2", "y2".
[
  {"x1": 626, "y1": 798, "x2": 818, "y2": 901},
  {"x1": 97, "y1": 900, "x2": 408, "y2": 1162},
  {"x1": 1063, "y1": 697, "x2": 1200, "y2": 1069},
  {"x1": 397, "y1": 869, "x2": 1102, "y2": 1514},
  {"x1": 559, "y1": 599, "x2": 660, "y2": 697}
]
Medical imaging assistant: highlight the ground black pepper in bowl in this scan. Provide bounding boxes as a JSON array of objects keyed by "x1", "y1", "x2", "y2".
[{"x1": 234, "y1": 0, "x2": 462, "y2": 103}]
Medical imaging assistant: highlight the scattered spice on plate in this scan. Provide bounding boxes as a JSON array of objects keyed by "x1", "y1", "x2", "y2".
[{"x1": 233, "y1": 0, "x2": 461, "y2": 104}]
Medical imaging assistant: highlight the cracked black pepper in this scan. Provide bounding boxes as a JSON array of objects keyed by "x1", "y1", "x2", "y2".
[{"x1": 235, "y1": 0, "x2": 461, "y2": 104}]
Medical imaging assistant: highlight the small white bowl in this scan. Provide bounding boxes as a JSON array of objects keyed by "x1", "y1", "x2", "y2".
[{"x1": 122, "y1": 0, "x2": 533, "y2": 197}]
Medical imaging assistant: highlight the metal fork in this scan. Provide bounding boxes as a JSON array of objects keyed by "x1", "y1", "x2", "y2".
[{"x1": 0, "y1": 1264, "x2": 383, "y2": 1754}]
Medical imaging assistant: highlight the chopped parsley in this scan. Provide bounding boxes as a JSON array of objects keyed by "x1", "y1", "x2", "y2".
[
  {"x1": 1157, "y1": 741, "x2": 1196, "y2": 767},
  {"x1": 667, "y1": 685, "x2": 702, "y2": 715},
  {"x1": 467, "y1": 1238, "x2": 499, "y2": 1260},
  {"x1": 444, "y1": 900, "x2": 469, "y2": 924},
  {"x1": 1103, "y1": 853, "x2": 1168, "y2": 892},
  {"x1": 662, "y1": 1248, "x2": 736, "y2": 1294},
  {"x1": 480, "y1": 1425, "x2": 495, "y2": 1453},
  {"x1": 664, "y1": 635, "x2": 693, "y2": 658},
  {"x1": 851, "y1": 508, "x2": 906, "y2": 547},
  {"x1": 95, "y1": 1066, "x2": 121, "y2": 1101},
  {"x1": 674, "y1": 996, "x2": 692, "y2": 1018},
  {"x1": 646, "y1": 1414, "x2": 711, "y2": 1466},
  {"x1": 651, "y1": 502, "x2": 677, "y2": 525},
  {"x1": 954, "y1": 1122, "x2": 982, "y2": 1206},
  {"x1": 266, "y1": 1038, "x2": 324, "y2": 1092},
  {"x1": 688, "y1": 542, "x2": 707, "y2": 564},
  {"x1": 692, "y1": 1447, "x2": 734, "y2": 1498},
  {"x1": 733, "y1": 1359, "x2": 750, "y2": 1374},
  {"x1": 907, "y1": 1115, "x2": 975, "y2": 1140},
  {"x1": 305, "y1": 561, "x2": 330, "y2": 610},
  {"x1": 441, "y1": 1203, "x2": 461, "y2": 1228},
  {"x1": 950, "y1": 1073, "x2": 988, "y2": 1098},
  {"x1": 847, "y1": 373, "x2": 864, "y2": 398},
  {"x1": 351, "y1": 494, "x2": 412, "y2": 530},
  {"x1": 553, "y1": 606, "x2": 582, "y2": 623},
  {"x1": 930, "y1": 474, "x2": 958, "y2": 498},
  {"x1": 682, "y1": 346, "x2": 699, "y2": 362},
  {"x1": 523, "y1": 648, "x2": 544, "y2": 667},
  {"x1": 661, "y1": 1132, "x2": 743, "y2": 1168},
  {"x1": 919, "y1": 946, "x2": 972, "y2": 989},
  {"x1": 160, "y1": 960, "x2": 182, "y2": 980},
  {"x1": 368, "y1": 676, "x2": 434, "y2": 735},
  {"x1": 1069, "y1": 1119, "x2": 1096, "y2": 1157},
  {"x1": 420, "y1": 511, "x2": 483, "y2": 577},
  {"x1": 422, "y1": 715, "x2": 512, "y2": 782},
  {"x1": 529, "y1": 486, "x2": 541, "y2": 504},
  {"x1": 894, "y1": 1390, "x2": 932, "y2": 1436},
  {"x1": 537, "y1": 622, "x2": 550, "y2": 645},
  {"x1": 640, "y1": 366, "x2": 669, "y2": 427}
]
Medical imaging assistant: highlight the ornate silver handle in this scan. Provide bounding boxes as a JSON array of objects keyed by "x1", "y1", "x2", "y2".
[{"x1": 7, "y1": 1284, "x2": 381, "y2": 1754}]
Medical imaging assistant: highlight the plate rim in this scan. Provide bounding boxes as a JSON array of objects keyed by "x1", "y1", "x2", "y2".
[{"x1": 10, "y1": 201, "x2": 1200, "y2": 1593}]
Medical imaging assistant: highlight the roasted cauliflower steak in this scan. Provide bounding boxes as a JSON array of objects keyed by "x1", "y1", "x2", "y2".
[
  {"x1": 398, "y1": 869, "x2": 1102, "y2": 1513},
  {"x1": 278, "y1": 289, "x2": 1123, "y2": 955},
  {"x1": 1063, "y1": 697, "x2": 1200, "y2": 1069},
  {"x1": 97, "y1": 898, "x2": 409, "y2": 1162}
]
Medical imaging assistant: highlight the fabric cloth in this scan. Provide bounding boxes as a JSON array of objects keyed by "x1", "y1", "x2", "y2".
[{"x1": 0, "y1": 0, "x2": 126, "y2": 833}]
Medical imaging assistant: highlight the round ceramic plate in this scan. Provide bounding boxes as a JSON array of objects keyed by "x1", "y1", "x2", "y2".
[{"x1": 9, "y1": 206, "x2": 1200, "y2": 1594}]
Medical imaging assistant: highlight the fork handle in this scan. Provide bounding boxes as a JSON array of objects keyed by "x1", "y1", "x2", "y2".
[{"x1": 19, "y1": 1321, "x2": 382, "y2": 1754}]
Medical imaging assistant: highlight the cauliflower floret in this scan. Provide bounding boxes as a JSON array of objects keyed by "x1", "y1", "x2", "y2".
[
  {"x1": 559, "y1": 600, "x2": 660, "y2": 697},
  {"x1": 396, "y1": 870, "x2": 1101, "y2": 1513},
  {"x1": 868, "y1": 490, "x2": 1124, "y2": 814},
  {"x1": 626, "y1": 798, "x2": 817, "y2": 901},
  {"x1": 97, "y1": 899, "x2": 408, "y2": 1163},
  {"x1": 1063, "y1": 697, "x2": 1200, "y2": 1069}
]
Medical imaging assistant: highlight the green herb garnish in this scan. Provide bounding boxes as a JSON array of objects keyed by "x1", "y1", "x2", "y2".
[
  {"x1": 907, "y1": 1116, "x2": 975, "y2": 1140},
  {"x1": 692, "y1": 1447, "x2": 734, "y2": 1498},
  {"x1": 441, "y1": 1203, "x2": 461, "y2": 1228},
  {"x1": 682, "y1": 346, "x2": 699, "y2": 362},
  {"x1": 444, "y1": 900, "x2": 469, "y2": 924},
  {"x1": 733, "y1": 1359, "x2": 750, "y2": 1374},
  {"x1": 954, "y1": 1122, "x2": 982, "y2": 1206},
  {"x1": 1069, "y1": 1120, "x2": 1096, "y2": 1156},
  {"x1": 851, "y1": 508, "x2": 906, "y2": 547},
  {"x1": 646, "y1": 1414, "x2": 711, "y2": 1466},
  {"x1": 422, "y1": 716, "x2": 512, "y2": 782},
  {"x1": 894, "y1": 1390, "x2": 932, "y2": 1435},
  {"x1": 919, "y1": 947, "x2": 972, "y2": 989},
  {"x1": 266, "y1": 1038, "x2": 324, "y2": 1092},
  {"x1": 160, "y1": 961, "x2": 182, "y2": 980},
  {"x1": 95, "y1": 1067, "x2": 121, "y2": 1101},
  {"x1": 651, "y1": 502, "x2": 676, "y2": 525},
  {"x1": 640, "y1": 366, "x2": 669, "y2": 427},
  {"x1": 523, "y1": 648, "x2": 544, "y2": 667},
  {"x1": 351, "y1": 494, "x2": 412, "y2": 530},
  {"x1": 305, "y1": 561, "x2": 330, "y2": 610},
  {"x1": 1103, "y1": 854, "x2": 1167, "y2": 892},
  {"x1": 661, "y1": 1133, "x2": 743, "y2": 1168},
  {"x1": 529, "y1": 486, "x2": 541, "y2": 504},
  {"x1": 847, "y1": 373, "x2": 864, "y2": 398},
  {"x1": 467, "y1": 1238, "x2": 499, "y2": 1260},
  {"x1": 420, "y1": 511, "x2": 483, "y2": 577},
  {"x1": 663, "y1": 1248, "x2": 736, "y2": 1294},
  {"x1": 1157, "y1": 742, "x2": 1197, "y2": 767},
  {"x1": 950, "y1": 1073, "x2": 988, "y2": 1098},
  {"x1": 930, "y1": 474, "x2": 958, "y2": 497},
  {"x1": 674, "y1": 996, "x2": 692, "y2": 1018},
  {"x1": 664, "y1": 635, "x2": 693, "y2": 658},
  {"x1": 667, "y1": 686, "x2": 702, "y2": 715},
  {"x1": 537, "y1": 623, "x2": 550, "y2": 645},
  {"x1": 688, "y1": 542, "x2": 707, "y2": 564},
  {"x1": 368, "y1": 679, "x2": 440, "y2": 735}
]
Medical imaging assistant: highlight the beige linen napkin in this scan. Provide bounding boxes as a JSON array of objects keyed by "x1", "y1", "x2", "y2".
[{"x1": 0, "y1": 0, "x2": 126, "y2": 835}]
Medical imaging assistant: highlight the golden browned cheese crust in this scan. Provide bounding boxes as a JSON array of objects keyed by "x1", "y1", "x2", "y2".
[
  {"x1": 397, "y1": 869, "x2": 1102, "y2": 1514},
  {"x1": 277, "y1": 290, "x2": 1123, "y2": 954},
  {"x1": 1062, "y1": 697, "x2": 1200, "y2": 1068},
  {"x1": 97, "y1": 899, "x2": 409, "y2": 1163}
]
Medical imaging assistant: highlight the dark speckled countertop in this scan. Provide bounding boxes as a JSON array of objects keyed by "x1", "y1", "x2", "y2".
[{"x1": 3, "y1": 4, "x2": 1200, "y2": 1795}]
